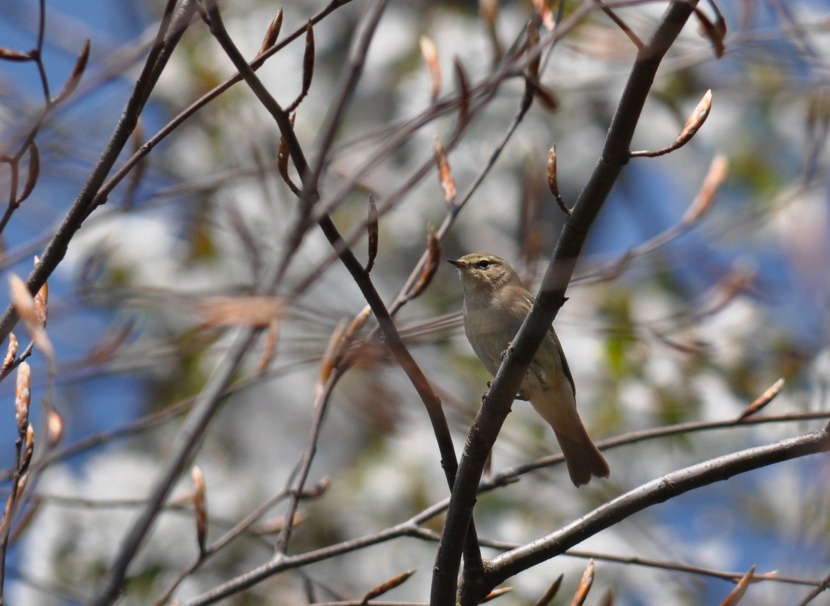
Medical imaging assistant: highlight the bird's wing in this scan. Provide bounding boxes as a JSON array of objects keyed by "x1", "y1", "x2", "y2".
[
  {"x1": 551, "y1": 327, "x2": 576, "y2": 397},
  {"x1": 525, "y1": 326, "x2": 576, "y2": 398}
]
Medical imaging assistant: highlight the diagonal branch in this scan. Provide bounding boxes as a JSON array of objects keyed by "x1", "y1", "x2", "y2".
[{"x1": 431, "y1": 1, "x2": 702, "y2": 604}]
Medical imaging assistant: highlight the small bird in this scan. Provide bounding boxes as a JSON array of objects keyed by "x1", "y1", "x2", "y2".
[{"x1": 449, "y1": 252, "x2": 609, "y2": 487}]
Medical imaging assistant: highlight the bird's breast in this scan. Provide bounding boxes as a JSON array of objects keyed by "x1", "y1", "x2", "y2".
[{"x1": 463, "y1": 298, "x2": 525, "y2": 376}]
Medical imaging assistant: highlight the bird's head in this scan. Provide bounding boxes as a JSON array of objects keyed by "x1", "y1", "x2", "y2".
[{"x1": 447, "y1": 253, "x2": 522, "y2": 295}]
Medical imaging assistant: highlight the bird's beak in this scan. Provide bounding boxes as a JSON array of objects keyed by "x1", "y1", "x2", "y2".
[{"x1": 447, "y1": 259, "x2": 467, "y2": 269}]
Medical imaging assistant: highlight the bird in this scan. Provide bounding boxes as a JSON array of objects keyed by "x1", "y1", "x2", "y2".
[{"x1": 448, "y1": 252, "x2": 609, "y2": 487}]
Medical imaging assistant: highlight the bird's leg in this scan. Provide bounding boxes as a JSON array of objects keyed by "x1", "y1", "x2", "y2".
[{"x1": 485, "y1": 379, "x2": 527, "y2": 402}]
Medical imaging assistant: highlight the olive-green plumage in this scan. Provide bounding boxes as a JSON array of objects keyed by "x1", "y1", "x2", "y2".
[{"x1": 449, "y1": 253, "x2": 609, "y2": 487}]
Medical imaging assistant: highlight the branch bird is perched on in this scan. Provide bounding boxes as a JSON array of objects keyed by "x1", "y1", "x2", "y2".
[{"x1": 449, "y1": 253, "x2": 609, "y2": 487}]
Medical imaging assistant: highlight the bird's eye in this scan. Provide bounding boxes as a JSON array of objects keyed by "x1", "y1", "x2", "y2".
[{"x1": 477, "y1": 260, "x2": 490, "y2": 269}]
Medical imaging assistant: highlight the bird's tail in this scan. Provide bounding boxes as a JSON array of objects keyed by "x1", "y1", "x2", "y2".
[
  {"x1": 528, "y1": 388, "x2": 610, "y2": 487},
  {"x1": 553, "y1": 424, "x2": 610, "y2": 487}
]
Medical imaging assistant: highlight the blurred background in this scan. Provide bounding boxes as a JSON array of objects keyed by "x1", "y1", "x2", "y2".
[{"x1": 0, "y1": 0, "x2": 829, "y2": 604}]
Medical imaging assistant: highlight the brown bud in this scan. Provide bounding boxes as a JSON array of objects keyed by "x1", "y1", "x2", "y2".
[
  {"x1": 16, "y1": 472, "x2": 29, "y2": 498},
  {"x1": 454, "y1": 59, "x2": 470, "y2": 129},
  {"x1": 33, "y1": 257, "x2": 48, "y2": 328},
  {"x1": 192, "y1": 465, "x2": 207, "y2": 554},
  {"x1": 738, "y1": 378, "x2": 784, "y2": 421},
  {"x1": 675, "y1": 89, "x2": 713, "y2": 148},
  {"x1": 47, "y1": 408, "x2": 64, "y2": 446},
  {"x1": 547, "y1": 146, "x2": 570, "y2": 215},
  {"x1": 483, "y1": 587, "x2": 512, "y2": 602},
  {"x1": 409, "y1": 225, "x2": 440, "y2": 300},
  {"x1": 0, "y1": 48, "x2": 34, "y2": 61},
  {"x1": 682, "y1": 154, "x2": 727, "y2": 225},
  {"x1": 2, "y1": 332, "x2": 18, "y2": 374},
  {"x1": 338, "y1": 306, "x2": 372, "y2": 367},
  {"x1": 286, "y1": 22, "x2": 315, "y2": 113},
  {"x1": 257, "y1": 8, "x2": 283, "y2": 57},
  {"x1": 53, "y1": 39, "x2": 90, "y2": 104},
  {"x1": 720, "y1": 565, "x2": 755, "y2": 606},
  {"x1": 319, "y1": 320, "x2": 347, "y2": 390},
  {"x1": 20, "y1": 424, "x2": 35, "y2": 473},
  {"x1": 15, "y1": 362, "x2": 31, "y2": 434},
  {"x1": 547, "y1": 146, "x2": 559, "y2": 197},
  {"x1": 630, "y1": 90, "x2": 713, "y2": 158},
  {"x1": 433, "y1": 136, "x2": 456, "y2": 207},
  {"x1": 360, "y1": 569, "x2": 416, "y2": 604},
  {"x1": 18, "y1": 142, "x2": 39, "y2": 205},
  {"x1": 533, "y1": 574, "x2": 563, "y2": 606},
  {"x1": 365, "y1": 194, "x2": 379, "y2": 274},
  {"x1": 420, "y1": 35, "x2": 442, "y2": 102},
  {"x1": 532, "y1": 0, "x2": 555, "y2": 30},
  {"x1": 301, "y1": 23, "x2": 315, "y2": 97},
  {"x1": 9, "y1": 273, "x2": 54, "y2": 358},
  {"x1": 305, "y1": 476, "x2": 331, "y2": 497},
  {"x1": 572, "y1": 559, "x2": 595, "y2": 606}
]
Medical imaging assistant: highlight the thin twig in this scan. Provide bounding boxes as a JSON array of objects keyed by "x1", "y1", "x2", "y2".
[
  {"x1": 795, "y1": 568, "x2": 830, "y2": 606},
  {"x1": 154, "y1": 479, "x2": 329, "y2": 605}
]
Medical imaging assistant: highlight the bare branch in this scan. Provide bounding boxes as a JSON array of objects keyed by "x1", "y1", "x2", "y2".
[
  {"x1": 0, "y1": 0, "x2": 194, "y2": 344},
  {"x1": 433, "y1": 3, "x2": 703, "y2": 603},
  {"x1": 483, "y1": 424, "x2": 830, "y2": 594}
]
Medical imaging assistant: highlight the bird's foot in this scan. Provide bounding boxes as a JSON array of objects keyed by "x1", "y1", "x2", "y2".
[{"x1": 482, "y1": 380, "x2": 525, "y2": 403}]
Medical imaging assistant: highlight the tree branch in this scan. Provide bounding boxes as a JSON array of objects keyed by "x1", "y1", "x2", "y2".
[
  {"x1": 431, "y1": 1, "x2": 701, "y2": 604},
  {"x1": 202, "y1": 0, "x2": 485, "y2": 578},
  {"x1": 0, "y1": 0, "x2": 193, "y2": 344},
  {"x1": 483, "y1": 423, "x2": 830, "y2": 592}
]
